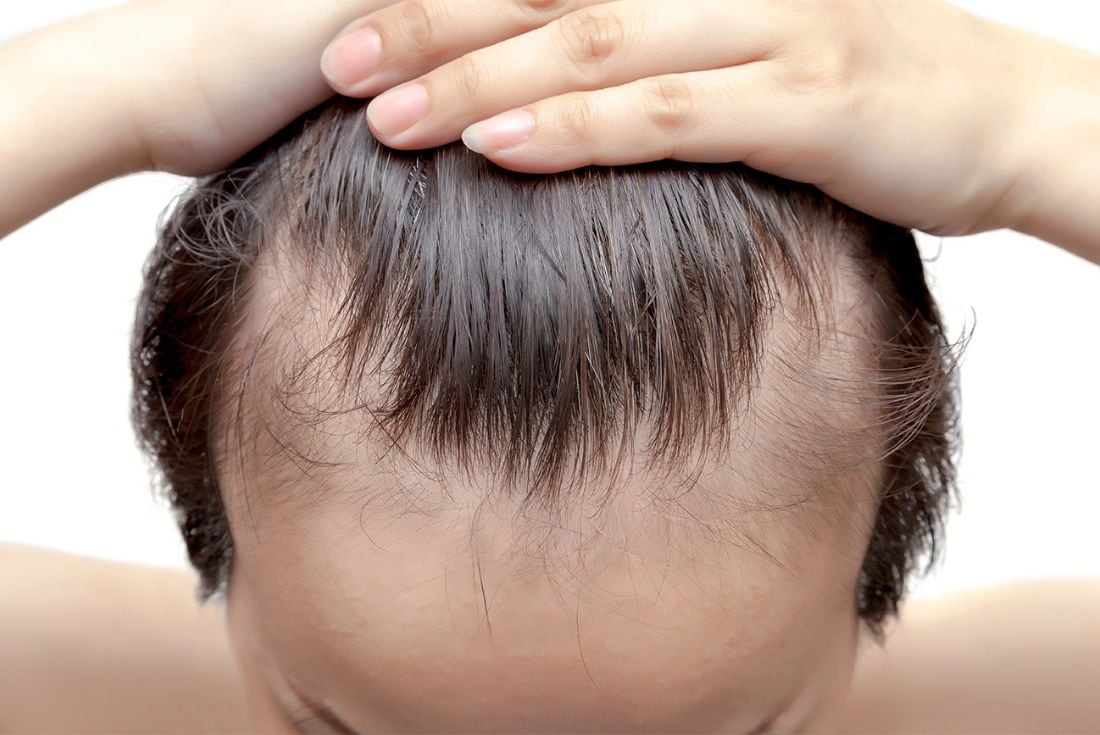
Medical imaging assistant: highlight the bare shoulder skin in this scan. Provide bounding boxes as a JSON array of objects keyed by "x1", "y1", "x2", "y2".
[
  {"x1": 0, "y1": 544, "x2": 249, "y2": 734},
  {"x1": 3, "y1": 543, "x2": 1098, "y2": 734},
  {"x1": 841, "y1": 579, "x2": 1100, "y2": 733}
]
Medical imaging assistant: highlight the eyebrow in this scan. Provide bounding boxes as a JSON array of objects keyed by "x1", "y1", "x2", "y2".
[
  {"x1": 281, "y1": 695, "x2": 797, "y2": 735},
  {"x1": 748, "y1": 716, "x2": 776, "y2": 735},
  {"x1": 282, "y1": 699, "x2": 359, "y2": 735},
  {"x1": 751, "y1": 712, "x2": 816, "y2": 735}
]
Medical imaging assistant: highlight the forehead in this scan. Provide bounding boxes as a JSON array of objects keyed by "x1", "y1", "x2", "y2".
[
  {"x1": 215, "y1": 238, "x2": 881, "y2": 730},
  {"x1": 221, "y1": 439, "x2": 875, "y2": 731}
]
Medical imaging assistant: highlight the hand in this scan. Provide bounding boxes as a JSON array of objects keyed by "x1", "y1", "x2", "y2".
[{"x1": 320, "y1": 0, "x2": 1047, "y2": 238}]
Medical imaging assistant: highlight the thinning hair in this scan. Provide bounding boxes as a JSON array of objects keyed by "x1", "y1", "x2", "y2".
[{"x1": 131, "y1": 98, "x2": 961, "y2": 638}]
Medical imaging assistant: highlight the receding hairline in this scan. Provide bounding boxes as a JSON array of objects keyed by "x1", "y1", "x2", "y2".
[
  {"x1": 211, "y1": 228, "x2": 887, "y2": 579},
  {"x1": 132, "y1": 96, "x2": 959, "y2": 632}
]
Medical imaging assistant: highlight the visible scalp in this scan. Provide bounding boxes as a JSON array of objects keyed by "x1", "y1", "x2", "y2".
[{"x1": 132, "y1": 97, "x2": 961, "y2": 636}]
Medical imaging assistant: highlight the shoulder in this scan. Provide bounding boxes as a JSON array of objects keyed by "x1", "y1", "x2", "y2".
[
  {"x1": 840, "y1": 579, "x2": 1100, "y2": 733},
  {"x1": 0, "y1": 544, "x2": 250, "y2": 734}
]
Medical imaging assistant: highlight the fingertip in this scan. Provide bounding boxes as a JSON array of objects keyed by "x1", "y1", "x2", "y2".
[
  {"x1": 460, "y1": 125, "x2": 488, "y2": 155},
  {"x1": 321, "y1": 27, "x2": 383, "y2": 95},
  {"x1": 460, "y1": 110, "x2": 535, "y2": 155}
]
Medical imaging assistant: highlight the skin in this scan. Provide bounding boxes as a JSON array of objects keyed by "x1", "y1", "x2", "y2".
[
  {"x1": 0, "y1": 544, "x2": 250, "y2": 734},
  {"x1": 214, "y1": 331, "x2": 882, "y2": 734},
  {"x1": 4, "y1": 546, "x2": 1100, "y2": 733},
  {"x1": 211, "y1": 251, "x2": 885, "y2": 734},
  {"x1": 3, "y1": 0, "x2": 1100, "y2": 263},
  {"x1": 324, "y1": 0, "x2": 1100, "y2": 262},
  {"x1": 1, "y1": 0, "x2": 1099, "y2": 731},
  {"x1": 841, "y1": 581, "x2": 1100, "y2": 733},
  {"x1": 222, "y1": 475, "x2": 873, "y2": 733}
]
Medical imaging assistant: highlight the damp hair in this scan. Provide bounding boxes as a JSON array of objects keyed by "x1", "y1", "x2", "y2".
[{"x1": 130, "y1": 97, "x2": 962, "y2": 639}]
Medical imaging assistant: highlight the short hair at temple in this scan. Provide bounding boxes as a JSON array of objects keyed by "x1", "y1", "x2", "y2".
[{"x1": 130, "y1": 97, "x2": 961, "y2": 640}]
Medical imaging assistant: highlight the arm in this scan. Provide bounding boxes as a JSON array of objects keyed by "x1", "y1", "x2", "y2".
[
  {"x1": 1006, "y1": 33, "x2": 1100, "y2": 265},
  {"x1": 0, "y1": 0, "x2": 370, "y2": 239},
  {"x1": 0, "y1": 9, "x2": 145, "y2": 238},
  {"x1": 4, "y1": 0, "x2": 1100, "y2": 264},
  {"x1": 0, "y1": 543, "x2": 250, "y2": 734},
  {"x1": 841, "y1": 579, "x2": 1100, "y2": 734},
  {"x1": 317, "y1": 0, "x2": 1100, "y2": 265}
]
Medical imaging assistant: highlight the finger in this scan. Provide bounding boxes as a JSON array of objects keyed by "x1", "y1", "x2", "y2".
[
  {"x1": 322, "y1": 0, "x2": 603, "y2": 97},
  {"x1": 459, "y1": 63, "x2": 827, "y2": 175},
  {"x1": 360, "y1": 0, "x2": 783, "y2": 149}
]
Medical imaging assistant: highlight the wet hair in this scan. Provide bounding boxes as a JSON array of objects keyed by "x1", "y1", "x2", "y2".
[{"x1": 130, "y1": 98, "x2": 960, "y2": 638}]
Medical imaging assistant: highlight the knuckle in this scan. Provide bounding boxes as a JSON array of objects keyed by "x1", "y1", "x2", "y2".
[
  {"x1": 554, "y1": 8, "x2": 626, "y2": 83},
  {"x1": 452, "y1": 54, "x2": 488, "y2": 101},
  {"x1": 775, "y1": 0, "x2": 863, "y2": 97},
  {"x1": 816, "y1": 41, "x2": 859, "y2": 90},
  {"x1": 397, "y1": 0, "x2": 438, "y2": 59},
  {"x1": 514, "y1": 0, "x2": 575, "y2": 23},
  {"x1": 641, "y1": 75, "x2": 696, "y2": 135},
  {"x1": 781, "y1": 40, "x2": 857, "y2": 98},
  {"x1": 558, "y1": 93, "x2": 597, "y2": 141}
]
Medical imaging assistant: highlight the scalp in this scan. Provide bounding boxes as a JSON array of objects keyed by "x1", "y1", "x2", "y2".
[{"x1": 133, "y1": 97, "x2": 960, "y2": 634}]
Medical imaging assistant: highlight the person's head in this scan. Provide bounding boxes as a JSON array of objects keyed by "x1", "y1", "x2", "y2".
[{"x1": 131, "y1": 98, "x2": 959, "y2": 734}]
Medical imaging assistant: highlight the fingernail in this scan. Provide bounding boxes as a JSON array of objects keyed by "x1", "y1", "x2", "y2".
[
  {"x1": 367, "y1": 83, "x2": 429, "y2": 137},
  {"x1": 461, "y1": 110, "x2": 535, "y2": 154},
  {"x1": 322, "y1": 28, "x2": 383, "y2": 87}
]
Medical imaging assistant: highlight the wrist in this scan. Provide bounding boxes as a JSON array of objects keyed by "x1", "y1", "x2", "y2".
[
  {"x1": 996, "y1": 30, "x2": 1100, "y2": 258},
  {"x1": 72, "y1": 3, "x2": 173, "y2": 176}
]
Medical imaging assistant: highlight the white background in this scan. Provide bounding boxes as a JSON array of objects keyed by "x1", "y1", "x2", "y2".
[{"x1": 1, "y1": 1, "x2": 1098, "y2": 602}]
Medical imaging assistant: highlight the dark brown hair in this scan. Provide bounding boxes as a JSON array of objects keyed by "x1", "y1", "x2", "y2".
[{"x1": 131, "y1": 98, "x2": 960, "y2": 638}]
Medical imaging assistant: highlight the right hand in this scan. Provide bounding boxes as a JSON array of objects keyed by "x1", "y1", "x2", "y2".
[{"x1": 317, "y1": 0, "x2": 1063, "y2": 240}]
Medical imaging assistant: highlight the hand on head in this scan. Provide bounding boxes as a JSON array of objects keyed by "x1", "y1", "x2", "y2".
[
  {"x1": 115, "y1": 0, "x2": 1041, "y2": 239},
  {"x1": 9, "y1": 0, "x2": 1098, "y2": 259},
  {"x1": 316, "y1": 0, "x2": 1037, "y2": 239}
]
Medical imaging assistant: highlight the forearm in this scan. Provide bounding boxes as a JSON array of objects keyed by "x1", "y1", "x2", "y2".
[
  {"x1": 0, "y1": 7, "x2": 149, "y2": 238},
  {"x1": 0, "y1": 0, "x2": 363, "y2": 240},
  {"x1": 1004, "y1": 30, "x2": 1100, "y2": 265}
]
